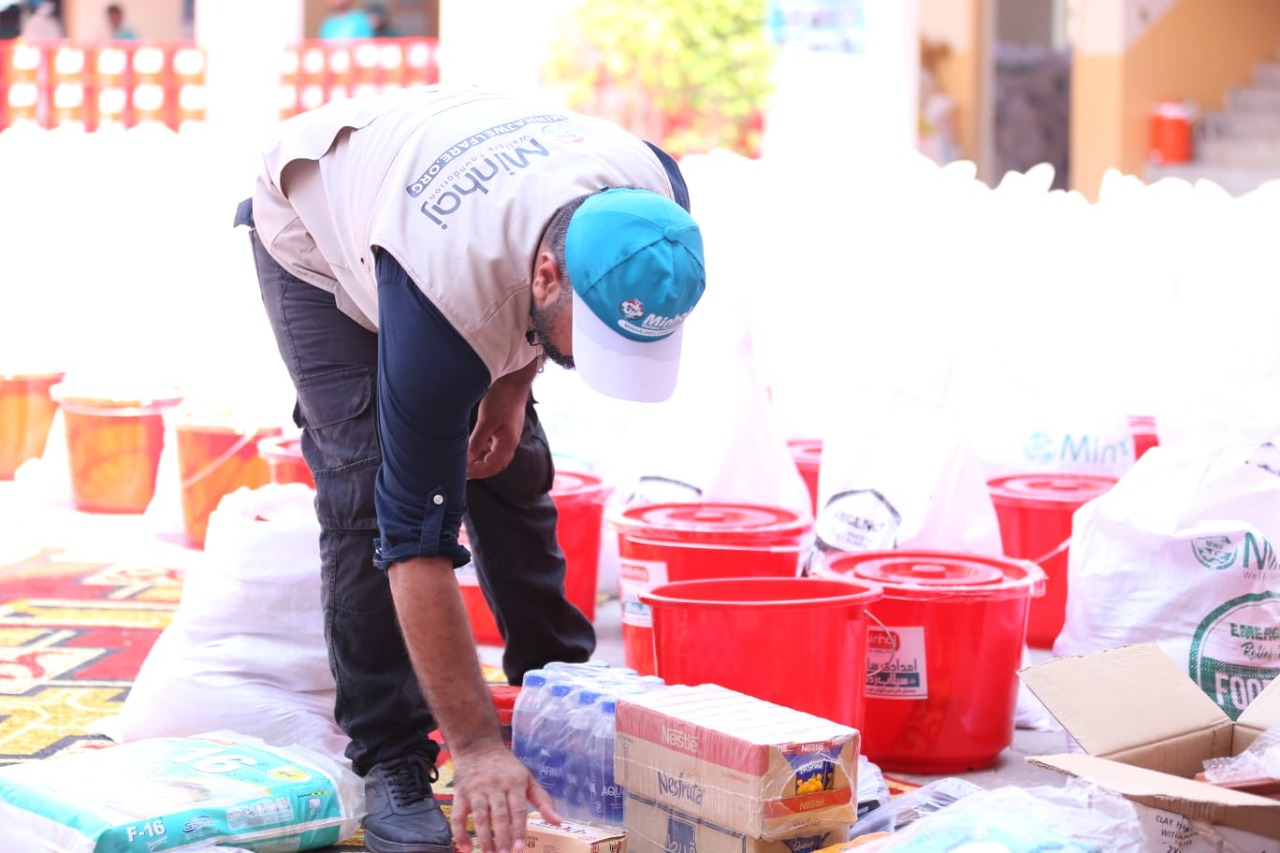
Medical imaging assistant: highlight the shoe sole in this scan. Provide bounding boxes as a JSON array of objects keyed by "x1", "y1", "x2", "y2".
[{"x1": 363, "y1": 825, "x2": 456, "y2": 853}]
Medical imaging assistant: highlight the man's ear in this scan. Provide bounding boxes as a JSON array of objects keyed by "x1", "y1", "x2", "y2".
[{"x1": 530, "y1": 248, "x2": 564, "y2": 307}]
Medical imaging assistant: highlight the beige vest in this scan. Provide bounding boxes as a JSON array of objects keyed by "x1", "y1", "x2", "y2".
[{"x1": 251, "y1": 87, "x2": 676, "y2": 382}]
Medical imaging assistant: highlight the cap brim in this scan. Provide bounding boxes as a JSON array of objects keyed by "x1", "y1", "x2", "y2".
[{"x1": 571, "y1": 291, "x2": 683, "y2": 403}]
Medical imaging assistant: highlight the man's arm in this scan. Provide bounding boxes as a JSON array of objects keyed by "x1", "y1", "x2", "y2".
[
  {"x1": 468, "y1": 358, "x2": 539, "y2": 480},
  {"x1": 388, "y1": 556, "x2": 558, "y2": 853}
]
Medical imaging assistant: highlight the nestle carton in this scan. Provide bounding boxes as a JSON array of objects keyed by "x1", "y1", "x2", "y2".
[
  {"x1": 615, "y1": 684, "x2": 859, "y2": 840},
  {"x1": 624, "y1": 793, "x2": 849, "y2": 853},
  {"x1": 525, "y1": 813, "x2": 627, "y2": 853},
  {"x1": 1019, "y1": 643, "x2": 1280, "y2": 845}
]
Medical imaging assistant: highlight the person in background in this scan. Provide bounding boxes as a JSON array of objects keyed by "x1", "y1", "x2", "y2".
[
  {"x1": 235, "y1": 86, "x2": 703, "y2": 853},
  {"x1": 106, "y1": 3, "x2": 137, "y2": 39},
  {"x1": 319, "y1": 0, "x2": 372, "y2": 39},
  {"x1": 19, "y1": 0, "x2": 62, "y2": 41},
  {"x1": 0, "y1": 2, "x2": 21, "y2": 39},
  {"x1": 366, "y1": 2, "x2": 398, "y2": 38}
]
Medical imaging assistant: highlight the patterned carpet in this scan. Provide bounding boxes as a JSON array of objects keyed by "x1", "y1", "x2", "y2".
[{"x1": 0, "y1": 479, "x2": 916, "y2": 851}]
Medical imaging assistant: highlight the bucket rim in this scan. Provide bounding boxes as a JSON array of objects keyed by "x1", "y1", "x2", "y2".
[
  {"x1": 551, "y1": 469, "x2": 611, "y2": 500},
  {"x1": 50, "y1": 383, "x2": 184, "y2": 414},
  {"x1": 175, "y1": 419, "x2": 285, "y2": 439},
  {"x1": 817, "y1": 549, "x2": 1047, "y2": 600},
  {"x1": 987, "y1": 473, "x2": 1118, "y2": 509},
  {"x1": 640, "y1": 575, "x2": 884, "y2": 610},
  {"x1": 608, "y1": 501, "x2": 813, "y2": 543},
  {"x1": 0, "y1": 370, "x2": 66, "y2": 383}
]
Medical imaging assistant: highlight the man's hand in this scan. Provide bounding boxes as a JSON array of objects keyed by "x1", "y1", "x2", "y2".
[
  {"x1": 450, "y1": 744, "x2": 560, "y2": 853},
  {"x1": 467, "y1": 360, "x2": 538, "y2": 479}
]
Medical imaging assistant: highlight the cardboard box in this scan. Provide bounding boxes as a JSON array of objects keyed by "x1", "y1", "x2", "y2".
[
  {"x1": 526, "y1": 813, "x2": 627, "y2": 853},
  {"x1": 615, "y1": 684, "x2": 859, "y2": 840},
  {"x1": 1019, "y1": 643, "x2": 1280, "y2": 843},
  {"x1": 624, "y1": 792, "x2": 850, "y2": 853}
]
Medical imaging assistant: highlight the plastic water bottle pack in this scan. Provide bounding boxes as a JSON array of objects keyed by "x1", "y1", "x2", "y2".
[{"x1": 512, "y1": 661, "x2": 665, "y2": 826}]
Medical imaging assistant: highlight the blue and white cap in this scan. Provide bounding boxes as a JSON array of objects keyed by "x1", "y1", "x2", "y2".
[{"x1": 566, "y1": 187, "x2": 706, "y2": 403}]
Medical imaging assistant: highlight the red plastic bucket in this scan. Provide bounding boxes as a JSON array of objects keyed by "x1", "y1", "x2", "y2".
[
  {"x1": 817, "y1": 550, "x2": 1044, "y2": 772},
  {"x1": 1128, "y1": 414, "x2": 1160, "y2": 460},
  {"x1": 787, "y1": 438, "x2": 823, "y2": 514},
  {"x1": 51, "y1": 388, "x2": 183, "y2": 514},
  {"x1": 642, "y1": 576, "x2": 882, "y2": 728},
  {"x1": 551, "y1": 470, "x2": 611, "y2": 623},
  {"x1": 258, "y1": 435, "x2": 315, "y2": 489},
  {"x1": 0, "y1": 371, "x2": 64, "y2": 479},
  {"x1": 987, "y1": 473, "x2": 1117, "y2": 649},
  {"x1": 611, "y1": 502, "x2": 812, "y2": 676},
  {"x1": 459, "y1": 471, "x2": 611, "y2": 646},
  {"x1": 175, "y1": 418, "x2": 283, "y2": 548}
]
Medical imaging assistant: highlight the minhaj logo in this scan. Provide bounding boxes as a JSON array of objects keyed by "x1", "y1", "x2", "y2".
[{"x1": 620, "y1": 299, "x2": 644, "y2": 320}]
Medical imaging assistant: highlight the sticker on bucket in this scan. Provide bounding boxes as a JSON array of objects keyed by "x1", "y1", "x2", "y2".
[
  {"x1": 1190, "y1": 590, "x2": 1280, "y2": 720},
  {"x1": 619, "y1": 558, "x2": 668, "y2": 628},
  {"x1": 865, "y1": 625, "x2": 928, "y2": 699}
]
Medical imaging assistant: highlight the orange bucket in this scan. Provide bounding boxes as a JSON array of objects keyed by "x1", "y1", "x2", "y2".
[
  {"x1": 787, "y1": 437, "x2": 823, "y2": 514},
  {"x1": 175, "y1": 418, "x2": 284, "y2": 547},
  {"x1": 0, "y1": 371, "x2": 64, "y2": 479},
  {"x1": 51, "y1": 388, "x2": 183, "y2": 514},
  {"x1": 1149, "y1": 101, "x2": 1195, "y2": 165},
  {"x1": 258, "y1": 435, "x2": 315, "y2": 488}
]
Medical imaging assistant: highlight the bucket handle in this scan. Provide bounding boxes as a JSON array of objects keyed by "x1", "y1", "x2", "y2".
[
  {"x1": 179, "y1": 432, "x2": 260, "y2": 491},
  {"x1": 1030, "y1": 537, "x2": 1071, "y2": 567},
  {"x1": 864, "y1": 610, "x2": 899, "y2": 681}
]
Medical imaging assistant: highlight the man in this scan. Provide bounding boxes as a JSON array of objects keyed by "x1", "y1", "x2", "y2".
[
  {"x1": 319, "y1": 0, "x2": 373, "y2": 39},
  {"x1": 236, "y1": 86, "x2": 704, "y2": 853},
  {"x1": 105, "y1": 3, "x2": 136, "y2": 39}
]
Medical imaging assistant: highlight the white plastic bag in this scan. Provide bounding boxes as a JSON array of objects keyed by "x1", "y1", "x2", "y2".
[
  {"x1": 1055, "y1": 431, "x2": 1280, "y2": 720},
  {"x1": 116, "y1": 484, "x2": 348, "y2": 759},
  {"x1": 812, "y1": 398, "x2": 1004, "y2": 559}
]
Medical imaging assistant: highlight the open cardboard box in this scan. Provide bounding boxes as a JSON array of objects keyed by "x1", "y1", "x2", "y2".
[{"x1": 1019, "y1": 643, "x2": 1280, "y2": 842}]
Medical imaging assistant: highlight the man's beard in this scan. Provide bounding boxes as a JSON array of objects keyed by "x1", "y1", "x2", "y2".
[{"x1": 531, "y1": 289, "x2": 575, "y2": 370}]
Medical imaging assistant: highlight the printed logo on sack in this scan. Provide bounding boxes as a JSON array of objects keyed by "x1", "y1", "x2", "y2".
[
  {"x1": 1022, "y1": 431, "x2": 1056, "y2": 466},
  {"x1": 1191, "y1": 533, "x2": 1280, "y2": 578},
  {"x1": 1189, "y1": 591, "x2": 1280, "y2": 720},
  {"x1": 1192, "y1": 536, "x2": 1238, "y2": 571},
  {"x1": 621, "y1": 299, "x2": 644, "y2": 320},
  {"x1": 813, "y1": 489, "x2": 901, "y2": 553},
  {"x1": 541, "y1": 122, "x2": 586, "y2": 143}
]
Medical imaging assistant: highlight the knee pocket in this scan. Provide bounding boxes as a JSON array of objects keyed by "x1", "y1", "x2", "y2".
[{"x1": 296, "y1": 369, "x2": 379, "y2": 527}]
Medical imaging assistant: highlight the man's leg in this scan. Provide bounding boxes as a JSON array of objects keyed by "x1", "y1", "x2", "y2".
[
  {"x1": 248, "y1": 228, "x2": 438, "y2": 775},
  {"x1": 464, "y1": 396, "x2": 596, "y2": 684}
]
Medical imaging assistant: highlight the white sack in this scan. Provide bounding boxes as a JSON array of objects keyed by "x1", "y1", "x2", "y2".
[
  {"x1": 117, "y1": 484, "x2": 348, "y2": 759},
  {"x1": 1055, "y1": 430, "x2": 1280, "y2": 720}
]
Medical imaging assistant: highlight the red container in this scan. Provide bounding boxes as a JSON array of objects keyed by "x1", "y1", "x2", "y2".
[
  {"x1": 0, "y1": 371, "x2": 64, "y2": 479},
  {"x1": 176, "y1": 419, "x2": 283, "y2": 548},
  {"x1": 817, "y1": 550, "x2": 1044, "y2": 773},
  {"x1": 787, "y1": 438, "x2": 823, "y2": 515},
  {"x1": 258, "y1": 435, "x2": 315, "y2": 489},
  {"x1": 550, "y1": 470, "x2": 610, "y2": 623},
  {"x1": 641, "y1": 576, "x2": 883, "y2": 729},
  {"x1": 611, "y1": 503, "x2": 812, "y2": 676},
  {"x1": 461, "y1": 471, "x2": 611, "y2": 646},
  {"x1": 987, "y1": 473, "x2": 1117, "y2": 649},
  {"x1": 1128, "y1": 414, "x2": 1160, "y2": 460},
  {"x1": 490, "y1": 684, "x2": 521, "y2": 751},
  {"x1": 1149, "y1": 101, "x2": 1195, "y2": 165},
  {"x1": 51, "y1": 388, "x2": 183, "y2": 514}
]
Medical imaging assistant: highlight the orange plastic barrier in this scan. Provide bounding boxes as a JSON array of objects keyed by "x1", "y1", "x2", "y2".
[
  {"x1": 0, "y1": 41, "x2": 206, "y2": 133},
  {"x1": 278, "y1": 38, "x2": 440, "y2": 120}
]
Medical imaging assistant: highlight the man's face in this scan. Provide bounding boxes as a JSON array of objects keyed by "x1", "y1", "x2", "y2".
[{"x1": 531, "y1": 285, "x2": 574, "y2": 370}]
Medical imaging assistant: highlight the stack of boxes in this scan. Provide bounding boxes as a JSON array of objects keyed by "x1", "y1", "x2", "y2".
[{"x1": 613, "y1": 684, "x2": 860, "y2": 853}]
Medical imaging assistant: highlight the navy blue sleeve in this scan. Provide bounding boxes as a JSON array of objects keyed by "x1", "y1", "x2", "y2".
[
  {"x1": 645, "y1": 141, "x2": 692, "y2": 213},
  {"x1": 372, "y1": 250, "x2": 491, "y2": 571}
]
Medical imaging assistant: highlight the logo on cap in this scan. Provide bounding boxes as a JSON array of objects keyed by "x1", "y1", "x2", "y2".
[{"x1": 620, "y1": 299, "x2": 644, "y2": 320}]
